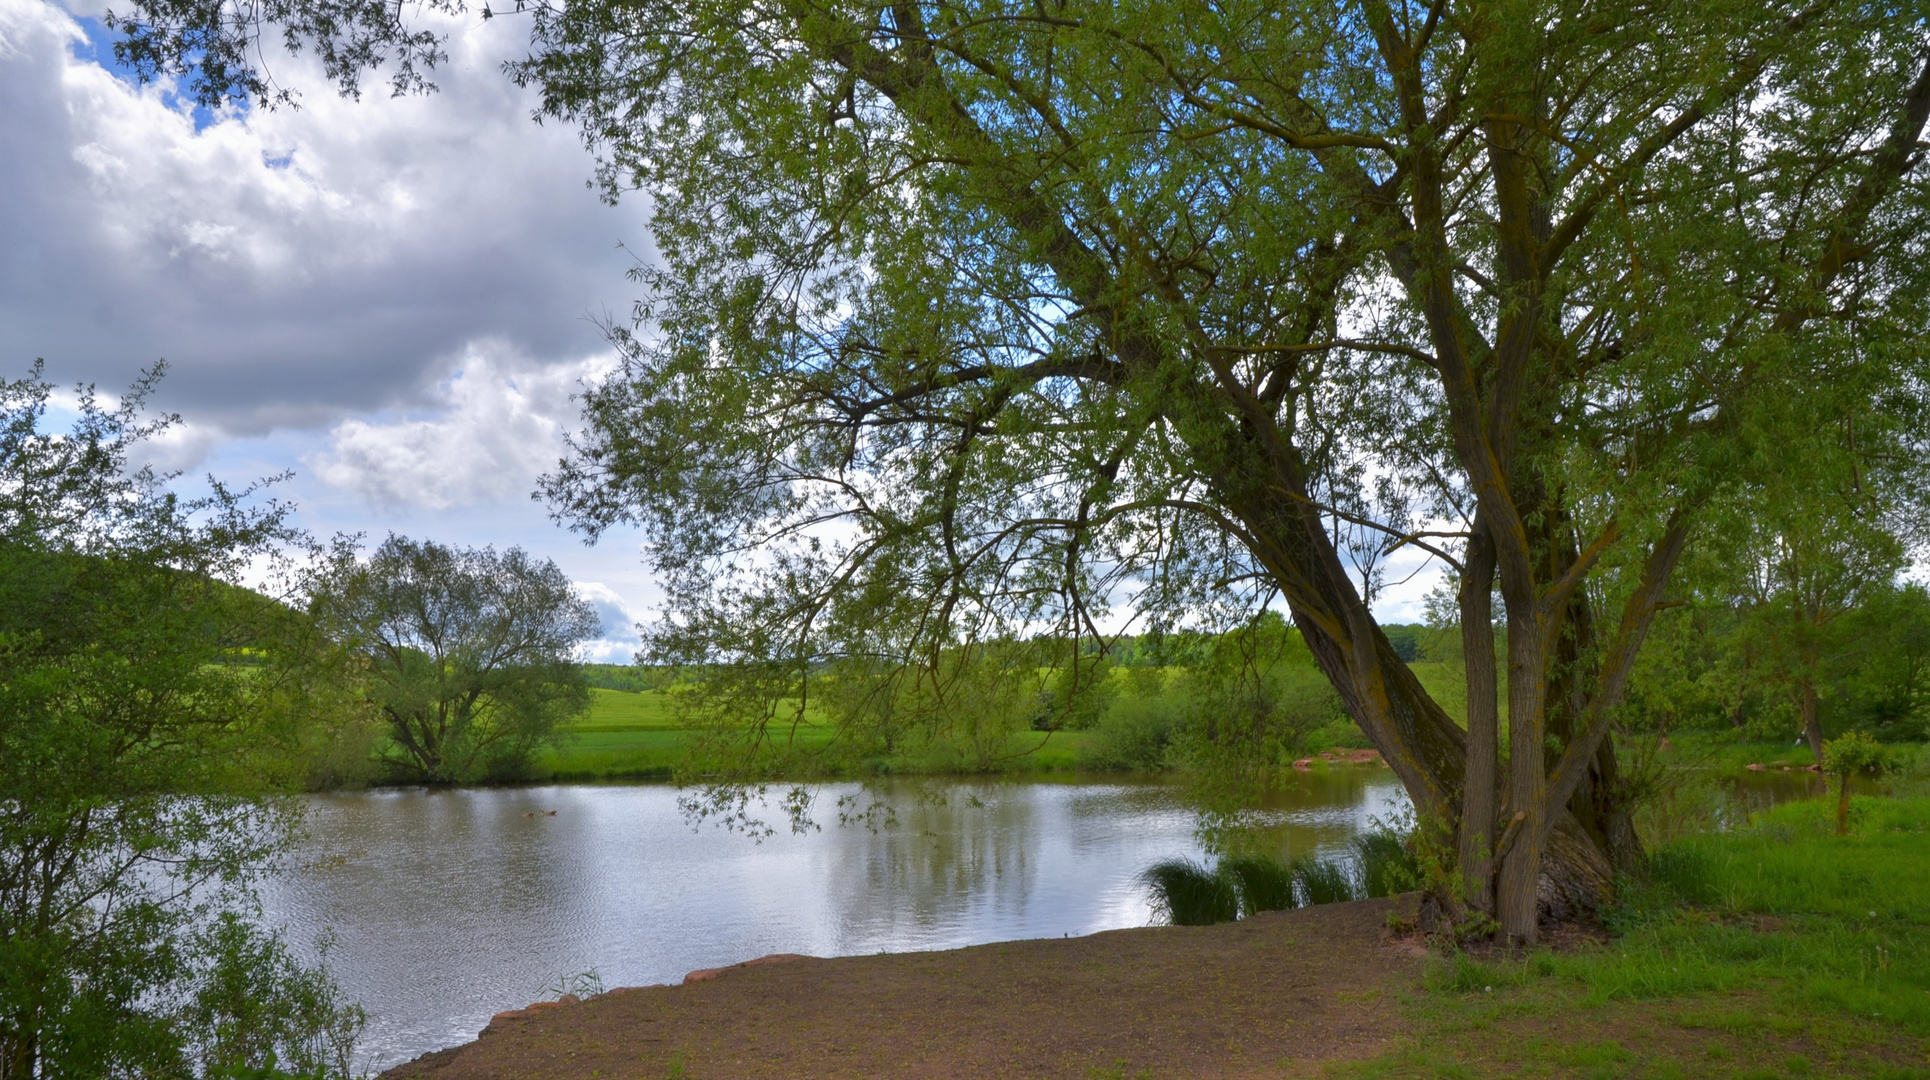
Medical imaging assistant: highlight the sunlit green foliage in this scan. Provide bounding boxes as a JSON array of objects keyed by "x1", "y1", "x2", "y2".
[{"x1": 0, "y1": 365, "x2": 364, "y2": 1078}]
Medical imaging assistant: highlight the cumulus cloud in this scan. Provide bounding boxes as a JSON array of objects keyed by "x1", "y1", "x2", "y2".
[
  {"x1": 307, "y1": 343, "x2": 607, "y2": 510},
  {"x1": 571, "y1": 580, "x2": 643, "y2": 664},
  {"x1": 0, "y1": 0, "x2": 649, "y2": 441}
]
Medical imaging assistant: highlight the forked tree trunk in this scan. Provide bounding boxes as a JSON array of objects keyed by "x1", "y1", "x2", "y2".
[{"x1": 811, "y1": 3, "x2": 1658, "y2": 939}]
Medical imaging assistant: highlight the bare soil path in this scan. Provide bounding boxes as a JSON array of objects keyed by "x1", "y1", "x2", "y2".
[{"x1": 382, "y1": 896, "x2": 1422, "y2": 1080}]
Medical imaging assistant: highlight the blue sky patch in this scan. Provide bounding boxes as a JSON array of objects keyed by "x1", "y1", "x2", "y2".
[{"x1": 73, "y1": 15, "x2": 227, "y2": 132}]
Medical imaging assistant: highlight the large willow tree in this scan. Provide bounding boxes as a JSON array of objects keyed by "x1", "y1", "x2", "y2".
[{"x1": 120, "y1": 0, "x2": 1930, "y2": 940}]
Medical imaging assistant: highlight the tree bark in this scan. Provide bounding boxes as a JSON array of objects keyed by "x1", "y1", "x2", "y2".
[
  {"x1": 1458, "y1": 522, "x2": 1499, "y2": 913},
  {"x1": 1497, "y1": 606, "x2": 1551, "y2": 942}
]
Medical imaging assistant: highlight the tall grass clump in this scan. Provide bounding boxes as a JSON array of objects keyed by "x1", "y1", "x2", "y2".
[
  {"x1": 1141, "y1": 858, "x2": 1241, "y2": 925},
  {"x1": 1144, "y1": 840, "x2": 1413, "y2": 926},
  {"x1": 1293, "y1": 856, "x2": 1357, "y2": 905},
  {"x1": 1220, "y1": 854, "x2": 1298, "y2": 915},
  {"x1": 1353, "y1": 829, "x2": 1418, "y2": 898}
]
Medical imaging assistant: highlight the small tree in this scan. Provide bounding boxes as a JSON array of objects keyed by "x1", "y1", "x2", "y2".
[
  {"x1": 1821, "y1": 731, "x2": 1885, "y2": 837},
  {"x1": 1, "y1": 364, "x2": 365, "y2": 1078},
  {"x1": 310, "y1": 536, "x2": 600, "y2": 782}
]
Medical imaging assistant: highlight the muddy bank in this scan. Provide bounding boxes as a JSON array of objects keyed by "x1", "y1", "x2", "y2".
[{"x1": 384, "y1": 895, "x2": 1422, "y2": 1080}]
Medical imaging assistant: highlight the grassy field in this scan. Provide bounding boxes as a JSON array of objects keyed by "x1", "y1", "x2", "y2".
[
  {"x1": 1338, "y1": 790, "x2": 1930, "y2": 1080},
  {"x1": 532, "y1": 688, "x2": 1097, "y2": 781},
  {"x1": 529, "y1": 677, "x2": 1910, "y2": 784}
]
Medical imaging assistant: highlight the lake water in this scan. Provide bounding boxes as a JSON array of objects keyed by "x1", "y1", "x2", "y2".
[{"x1": 261, "y1": 773, "x2": 1408, "y2": 1073}]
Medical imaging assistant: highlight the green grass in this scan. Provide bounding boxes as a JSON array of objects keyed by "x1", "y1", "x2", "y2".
[
  {"x1": 1333, "y1": 793, "x2": 1930, "y2": 1079},
  {"x1": 575, "y1": 687, "x2": 683, "y2": 731},
  {"x1": 529, "y1": 689, "x2": 687, "y2": 779},
  {"x1": 530, "y1": 689, "x2": 1101, "y2": 781},
  {"x1": 1294, "y1": 854, "x2": 1357, "y2": 905}
]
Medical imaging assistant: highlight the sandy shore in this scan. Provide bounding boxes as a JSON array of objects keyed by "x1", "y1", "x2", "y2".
[{"x1": 383, "y1": 895, "x2": 1423, "y2": 1080}]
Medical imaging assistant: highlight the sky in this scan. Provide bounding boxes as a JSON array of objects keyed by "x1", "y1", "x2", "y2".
[{"x1": 0, "y1": 0, "x2": 1441, "y2": 661}]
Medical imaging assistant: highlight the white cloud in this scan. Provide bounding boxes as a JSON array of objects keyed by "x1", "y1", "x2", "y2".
[
  {"x1": 572, "y1": 580, "x2": 644, "y2": 664},
  {"x1": 0, "y1": 0, "x2": 650, "y2": 434},
  {"x1": 127, "y1": 416, "x2": 227, "y2": 474},
  {"x1": 307, "y1": 344, "x2": 608, "y2": 510},
  {"x1": 0, "y1": 0, "x2": 670, "y2": 643}
]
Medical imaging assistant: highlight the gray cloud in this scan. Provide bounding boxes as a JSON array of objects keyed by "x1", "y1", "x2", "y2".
[{"x1": 0, "y1": 0, "x2": 648, "y2": 442}]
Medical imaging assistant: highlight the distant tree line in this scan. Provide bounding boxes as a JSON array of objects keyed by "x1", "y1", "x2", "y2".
[
  {"x1": 580, "y1": 664, "x2": 673, "y2": 693},
  {"x1": 1102, "y1": 623, "x2": 1438, "y2": 668},
  {"x1": 1628, "y1": 583, "x2": 1930, "y2": 750}
]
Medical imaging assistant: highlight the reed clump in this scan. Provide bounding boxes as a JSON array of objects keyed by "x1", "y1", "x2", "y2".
[
  {"x1": 1143, "y1": 834, "x2": 1417, "y2": 925},
  {"x1": 1219, "y1": 854, "x2": 1297, "y2": 915},
  {"x1": 1140, "y1": 858, "x2": 1242, "y2": 925},
  {"x1": 1353, "y1": 828, "x2": 1420, "y2": 898}
]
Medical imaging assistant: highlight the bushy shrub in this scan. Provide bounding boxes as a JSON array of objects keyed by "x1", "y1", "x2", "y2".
[
  {"x1": 0, "y1": 366, "x2": 366, "y2": 1078},
  {"x1": 1080, "y1": 692, "x2": 1181, "y2": 770}
]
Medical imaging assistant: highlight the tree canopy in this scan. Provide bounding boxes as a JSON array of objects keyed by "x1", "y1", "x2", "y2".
[{"x1": 108, "y1": 0, "x2": 1930, "y2": 940}]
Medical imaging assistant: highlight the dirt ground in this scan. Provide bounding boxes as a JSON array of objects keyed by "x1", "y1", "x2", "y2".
[{"x1": 382, "y1": 896, "x2": 1423, "y2": 1080}]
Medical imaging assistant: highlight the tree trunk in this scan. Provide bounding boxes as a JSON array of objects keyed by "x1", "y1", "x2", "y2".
[
  {"x1": 1540, "y1": 811, "x2": 1619, "y2": 920},
  {"x1": 1543, "y1": 584, "x2": 1645, "y2": 881},
  {"x1": 1458, "y1": 523, "x2": 1499, "y2": 913},
  {"x1": 1580, "y1": 733, "x2": 1646, "y2": 873},
  {"x1": 1496, "y1": 603, "x2": 1551, "y2": 943},
  {"x1": 1800, "y1": 678, "x2": 1824, "y2": 764}
]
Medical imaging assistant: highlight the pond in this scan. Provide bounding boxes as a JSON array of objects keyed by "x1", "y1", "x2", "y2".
[{"x1": 261, "y1": 772, "x2": 1408, "y2": 1072}]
